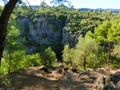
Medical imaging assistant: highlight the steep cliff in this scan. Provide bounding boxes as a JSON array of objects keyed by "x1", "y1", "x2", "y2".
[{"x1": 19, "y1": 13, "x2": 79, "y2": 60}]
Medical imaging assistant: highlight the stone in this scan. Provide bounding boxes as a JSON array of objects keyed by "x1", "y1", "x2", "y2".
[
  {"x1": 110, "y1": 72, "x2": 120, "y2": 85},
  {"x1": 116, "y1": 81, "x2": 120, "y2": 89},
  {"x1": 96, "y1": 68, "x2": 106, "y2": 74},
  {"x1": 94, "y1": 76, "x2": 106, "y2": 90},
  {"x1": 94, "y1": 76, "x2": 117, "y2": 90},
  {"x1": 103, "y1": 85, "x2": 116, "y2": 90},
  {"x1": 0, "y1": 87, "x2": 5, "y2": 90},
  {"x1": 39, "y1": 66, "x2": 49, "y2": 73}
]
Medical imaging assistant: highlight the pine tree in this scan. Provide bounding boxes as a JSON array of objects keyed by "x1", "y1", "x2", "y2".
[{"x1": 94, "y1": 20, "x2": 120, "y2": 69}]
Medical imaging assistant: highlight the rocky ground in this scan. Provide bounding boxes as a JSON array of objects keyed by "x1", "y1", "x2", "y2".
[{"x1": 0, "y1": 66, "x2": 120, "y2": 90}]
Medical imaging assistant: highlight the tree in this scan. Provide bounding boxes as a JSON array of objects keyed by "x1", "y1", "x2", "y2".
[
  {"x1": 74, "y1": 34, "x2": 99, "y2": 70},
  {"x1": 0, "y1": 0, "x2": 65, "y2": 65},
  {"x1": 5, "y1": 25, "x2": 20, "y2": 74},
  {"x1": 94, "y1": 21, "x2": 111, "y2": 69},
  {"x1": 94, "y1": 20, "x2": 120, "y2": 69},
  {"x1": 40, "y1": 1, "x2": 48, "y2": 8},
  {"x1": 63, "y1": 44, "x2": 74, "y2": 67},
  {"x1": 41, "y1": 47, "x2": 58, "y2": 67},
  {"x1": 0, "y1": 0, "x2": 19, "y2": 65},
  {"x1": 62, "y1": 31, "x2": 101, "y2": 70}
]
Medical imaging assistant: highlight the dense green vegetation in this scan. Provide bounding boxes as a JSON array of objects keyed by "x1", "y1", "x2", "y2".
[{"x1": 0, "y1": 3, "x2": 120, "y2": 75}]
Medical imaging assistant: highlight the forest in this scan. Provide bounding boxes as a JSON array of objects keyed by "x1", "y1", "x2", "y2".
[
  {"x1": 0, "y1": 0, "x2": 120, "y2": 89},
  {"x1": 0, "y1": 1, "x2": 120, "y2": 75}
]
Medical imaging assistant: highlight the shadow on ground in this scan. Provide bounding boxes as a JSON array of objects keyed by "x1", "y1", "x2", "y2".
[{"x1": 0, "y1": 70, "x2": 88, "y2": 90}]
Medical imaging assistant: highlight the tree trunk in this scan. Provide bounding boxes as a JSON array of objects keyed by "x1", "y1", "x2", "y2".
[
  {"x1": 0, "y1": 0, "x2": 18, "y2": 65},
  {"x1": 106, "y1": 42, "x2": 111, "y2": 69},
  {"x1": 83, "y1": 57, "x2": 86, "y2": 70},
  {"x1": 94, "y1": 58, "x2": 96, "y2": 70},
  {"x1": 8, "y1": 36, "x2": 12, "y2": 74}
]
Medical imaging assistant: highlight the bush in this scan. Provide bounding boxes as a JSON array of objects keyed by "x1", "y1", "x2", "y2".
[
  {"x1": 0, "y1": 51, "x2": 42, "y2": 75},
  {"x1": 40, "y1": 47, "x2": 58, "y2": 68},
  {"x1": 62, "y1": 44, "x2": 74, "y2": 67}
]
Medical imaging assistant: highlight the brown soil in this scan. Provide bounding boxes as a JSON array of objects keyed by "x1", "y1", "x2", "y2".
[{"x1": 0, "y1": 67, "x2": 120, "y2": 90}]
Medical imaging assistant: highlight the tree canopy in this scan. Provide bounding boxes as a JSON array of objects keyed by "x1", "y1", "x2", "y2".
[{"x1": 0, "y1": 0, "x2": 120, "y2": 74}]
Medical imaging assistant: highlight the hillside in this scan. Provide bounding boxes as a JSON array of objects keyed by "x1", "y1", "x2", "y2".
[
  {"x1": 0, "y1": 4, "x2": 120, "y2": 82},
  {"x1": 16, "y1": 5, "x2": 120, "y2": 58}
]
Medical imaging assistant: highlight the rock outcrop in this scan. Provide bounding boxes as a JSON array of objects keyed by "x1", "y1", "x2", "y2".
[{"x1": 19, "y1": 16, "x2": 77, "y2": 59}]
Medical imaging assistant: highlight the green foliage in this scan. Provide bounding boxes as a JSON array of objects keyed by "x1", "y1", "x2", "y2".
[
  {"x1": 6, "y1": 25, "x2": 21, "y2": 51},
  {"x1": 63, "y1": 10, "x2": 116, "y2": 35},
  {"x1": 94, "y1": 20, "x2": 120, "y2": 44},
  {"x1": 111, "y1": 43, "x2": 120, "y2": 59},
  {"x1": 0, "y1": 13, "x2": 43, "y2": 75},
  {"x1": 1, "y1": 4, "x2": 120, "y2": 76},
  {"x1": 41, "y1": 47, "x2": 58, "y2": 67},
  {"x1": 74, "y1": 35, "x2": 99, "y2": 69},
  {"x1": 63, "y1": 32, "x2": 100, "y2": 70},
  {"x1": 40, "y1": 1, "x2": 48, "y2": 8},
  {"x1": 0, "y1": 58, "x2": 9, "y2": 75},
  {"x1": 108, "y1": 20, "x2": 120, "y2": 42},
  {"x1": 15, "y1": 5, "x2": 120, "y2": 70},
  {"x1": 25, "y1": 53, "x2": 42, "y2": 67},
  {"x1": 15, "y1": 6, "x2": 34, "y2": 18},
  {"x1": 94, "y1": 21, "x2": 111, "y2": 43},
  {"x1": 110, "y1": 42, "x2": 120, "y2": 68},
  {"x1": 0, "y1": 6, "x2": 3, "y2": 15},
  {"x1": 2, "y1": 78, "x2": 12, "y2": 87},
  {"x1": 1, "y1": 51, "x2": 42, "y2": 75},
  {"x1": 62, "y1": 44, "x2": 74, "y2": 66},
  {"x1": 94, "y1": 20, "x2": 120, "y2": 68}
]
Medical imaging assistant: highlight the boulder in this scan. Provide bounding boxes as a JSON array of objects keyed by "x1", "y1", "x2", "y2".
[
  {"x1": 103, "y1": 84, "x2": 116, "y2": 90},
  {"x1": 94, "y1": 76, "x2": 105, "y2": 90},
  {"x1": 110, "y1": 72, "x2": 120, "y2": 85},
  {"x1": 94, "y1": 76, "x2": 116, "y2": 90},
  {"x1": 96, "y1": 68, "x2": 106, "y2": 74},
  {"x1": 39, "y1": 66, "x2": 49, "y2": 73},
  {"x1": 116, "y1": 81, "x2": 120, "y2": 90}
]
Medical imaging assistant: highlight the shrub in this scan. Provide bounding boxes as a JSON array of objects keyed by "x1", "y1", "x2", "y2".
[
  {"x1": 41, "y1": 47, "x2": 58, "y2": 67},
  {"x1": 0, "y1": 51, "x2": 42, "y2": 75}
]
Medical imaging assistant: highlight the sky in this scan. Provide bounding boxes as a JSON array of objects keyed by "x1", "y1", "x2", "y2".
[{"x1": 0, "y1": 0, "x2": 120, "y2": 9}]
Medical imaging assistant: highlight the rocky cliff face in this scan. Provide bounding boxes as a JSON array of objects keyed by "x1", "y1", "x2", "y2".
[
  {"x1": 62, "y1": 27, "x2": 77, "y2": 47},
  {"x1": 19, "y1": 16, "x2": 76, "y2": 59}
]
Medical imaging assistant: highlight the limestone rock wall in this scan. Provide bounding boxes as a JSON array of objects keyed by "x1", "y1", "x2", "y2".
[{"x1": 19, "y1": 16, "x2": 76, "y2": 55}]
